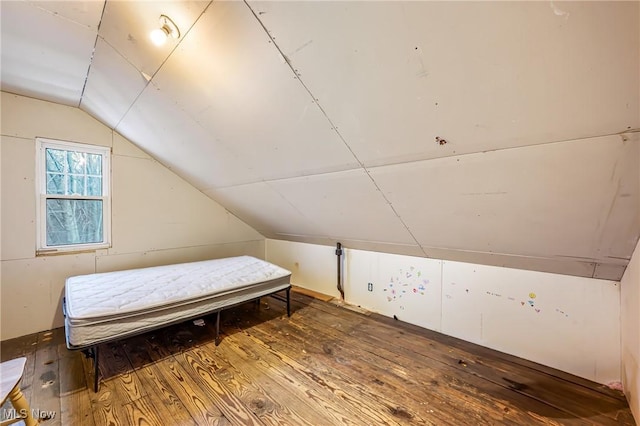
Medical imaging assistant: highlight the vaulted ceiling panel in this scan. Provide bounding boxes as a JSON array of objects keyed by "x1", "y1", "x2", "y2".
[
  {"x1": 116, "y1": 81, "x2": 255, "y2": 189},
  {"x1": 369, "y1": 134, "x2": 639, "y2": 273},
  {"x1": 1, "y1": 0, "x2": 638, "y2": 280},
  {"x1": 0, "y1": 0, "x2": 101, "y2": 106},
  {"x1": 148, "y1": 1, "x2": 360, "y2": 187},
  {"x1": 29, "y1": 1, "x2": 103, "y2": 29},
  {"x1": 249, "y1": 1, "x2": 639, "y2": 167},
  {"x1": 205, "y1": 181, "x2": 321, "y2": 238},
  {"x1": 80, "y1": 38, "x2": 148, "y2": 129},
  {"x1": 268, "y1": 169, "x2": 417, "y2": 245}
]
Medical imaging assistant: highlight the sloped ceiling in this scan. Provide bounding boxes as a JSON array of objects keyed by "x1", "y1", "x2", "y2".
[{"x1": 1, "y1": 0, "x2": 638, "y2": 280}]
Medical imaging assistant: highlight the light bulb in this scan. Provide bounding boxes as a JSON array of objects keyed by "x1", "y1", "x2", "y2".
[{"x1": 150, "y1": 28, "x2": 168, "y2": 46}]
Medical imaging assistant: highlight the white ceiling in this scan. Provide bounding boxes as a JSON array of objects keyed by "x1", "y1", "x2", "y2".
[{"x1": 1, "y1": 0, "x2": 638, "y2": 280}]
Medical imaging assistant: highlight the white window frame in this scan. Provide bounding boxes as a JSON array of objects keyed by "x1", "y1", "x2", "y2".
[{"x1": 36, "y1": 138, "x2": 111, "y2": 253}]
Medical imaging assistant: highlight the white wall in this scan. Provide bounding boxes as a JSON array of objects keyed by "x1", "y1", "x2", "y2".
[
  {"x1": 622, "y1": 239, "x2": 640, "y2": 422},
  {"x1": 0, "y1": 92, "x2": 265, "y2": 340},
  {"x1": 266, "y1": 239, "x2": 341, "y2": 299},
  {"x1": 267, "y1": 239, "x2": 621, "y2": 384}
]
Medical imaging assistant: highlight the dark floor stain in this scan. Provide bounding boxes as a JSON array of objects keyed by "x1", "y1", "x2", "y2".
[
  {"x1": 216, "y1": 367, "x2": 233, "y2": 381},
  {"x1": 388, "y1": 406, "x2": 412, "y2": 419},
  {"x1": 306, "y1": 371, "x2": 335, "y2": 391},
  {"x1": 322, "y1": 343, "x2": 333, "y2": 355},
  {"x1": 251, "y1": 398, "x2": 266, "y2": 410},
  {"x1": 39, "y1": 370, "x2": 56, "y2": 384},
  {"x1": 335, "y1": 356, "x2": 352, "y2": 365},
  {"x1": 430, "y1": 380, "x2": 439, "y2": 386},
  {"x1": 373, "y1": 378, "x2": 384, "y2": 386},
  {"x1": 503, "y1": 377, "x2": 528, "y2": 391}
]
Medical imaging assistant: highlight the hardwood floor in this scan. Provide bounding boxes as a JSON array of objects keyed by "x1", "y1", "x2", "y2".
[{"x1": 1, "y1": 291, "x2": 635, "y2": 425}]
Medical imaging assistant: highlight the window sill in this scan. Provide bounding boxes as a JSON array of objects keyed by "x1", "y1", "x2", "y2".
[{"x1": 36, "y1": 245, "x2": 110, "y2": 257}]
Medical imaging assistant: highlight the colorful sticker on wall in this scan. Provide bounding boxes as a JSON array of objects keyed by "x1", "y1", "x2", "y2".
[
  {"x1": 514, "y1": 291, "x2": 546, "y2": 314},
  {"x1": 385, "y1": 267, "x2": 429, "y2": 301}
]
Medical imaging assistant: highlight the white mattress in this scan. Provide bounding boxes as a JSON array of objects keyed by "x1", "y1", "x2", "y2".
[{"x1": 64, "y1": 256, "x2": 291, "y2": 348}]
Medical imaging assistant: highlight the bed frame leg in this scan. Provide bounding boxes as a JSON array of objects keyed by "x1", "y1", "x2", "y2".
[
  {"x1": 93, "y1": 346, "x2": 99, "y2": 393},
  {"x1": 286, "y1": 287, "x2": 291, "y2": 317},
  {"x1": 215, "y1": 311, "x2": 221, "y2": 346}
]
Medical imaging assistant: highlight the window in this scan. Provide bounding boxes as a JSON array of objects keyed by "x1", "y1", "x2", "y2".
[{"x1": 36, "y1": 138, "x2": 111, "y2": 253}]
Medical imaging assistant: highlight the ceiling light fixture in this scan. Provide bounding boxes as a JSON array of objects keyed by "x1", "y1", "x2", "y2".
[{"x1": 150, "y1": 14, "x2": 180, "y2": 46}]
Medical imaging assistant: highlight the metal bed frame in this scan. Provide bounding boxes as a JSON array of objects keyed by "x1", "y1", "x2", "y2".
[{"x1": 64, "y1": 286, "x2": 291, "y2": 392}]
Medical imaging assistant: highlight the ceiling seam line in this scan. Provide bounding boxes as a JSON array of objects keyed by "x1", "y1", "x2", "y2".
[
  {"x1": 243, "y1": 0, "x2": 425, "y2": 253},
  {"x1": 78, "y1": 0, "x2": 107, "y2": 108},
  {"x1": 113, "y1": 0, "x2": 214, "y2": 130},
  {"x1": 321, "y1": 128, "x2": 640, "y2": 172},
  {"x1": 200, "y1": 127, "x2": 640, "y2": 190},
  {"x1": 243, "y1": 0, "x2": 364, "y2": 168},
  {"x1": 440, "y1": 130, "x2": 638, "y2": 160}
]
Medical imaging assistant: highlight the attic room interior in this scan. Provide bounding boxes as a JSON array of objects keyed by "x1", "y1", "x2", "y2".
[{"x1": 0, "y1": 0, "x2": 639, "y2": 424}]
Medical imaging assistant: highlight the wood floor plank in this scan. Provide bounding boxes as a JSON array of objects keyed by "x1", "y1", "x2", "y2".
[
  {"x1": 242, "y1": 303, "x2": 541, "y2": 425},
  {"x1": 210, "y1": 342, "x2": 340, "y2": 426},
  {"x1": 303, "y1": 292, "x2": 626, "y2": 401},
  {"x1": 80, "y1": 349, "x2": 130, "y2": 426},
  {"x1": 214, "y1": 331, "x2": 379, "y2": 425},
  {"x1": 223, "y1": 320, "x2": 428, "y2": 425},
  {"x1": 290, "y1": 296, "x2": 634, "y2": 425},
  {"x1": 369, "y1": 310, "x2": 628, "y2": 402},
  {"x1": 187, "y1": 344, "x2": 316, "y2": 426},
  {"x1": 262, "y1": 294, "x2": 625, "y2": 425},
  {"x1": 30, "y1": 330, "x2": 62, "y2": 425},
  {"x1": 99, "y1": 342, "x2": 146, "y2": 404},
  {"x1": 174, "y1": 350, "x2": 265, "y2": 426},
  {"x1": 137, "y1": 331, "x2": 230, "y2": 425},
  {"x1": 235, "y1": 326, "x2": 446, "y2": 425},
  {"x1": 300, "y1": 296, "x2": 629, "y2": 424},
  {"x1": 291, "y1": 285, "x2": 334, "y2": 302},
  {"x1": 123, "y1": 336, "x2": 196, "y2": 426},
  {"x1": 197, "y1": 331, "x2": 340, "y2": 426},
  {"x1": 2, "y1": 292, "x2": 634, "y2": 426},
  {"x1": 58, "y1": 348, "x2": 95, "y2": 426},
  {"x1": 121, "y1": 395, "x2": 172, "y2": 426}
]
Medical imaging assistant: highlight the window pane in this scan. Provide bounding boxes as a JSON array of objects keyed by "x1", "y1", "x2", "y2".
[
  {"x1": 45, "y1": 149, "x2": 66, "y2": 173},
  {"x1": 67, "y1": 175, "x2": 86, "y2": 195},
  {"x1": 87, "y1": 176, "x2": 102, "y2": 196},
  {"x1": 46, "y1": 199, "x2": 103, "y2": 246},
  {"x1": 67, "y1": 151, "x2": 86, "y2": 174},
  {"x1": 46, "y1": 173, "x2": 65, "y2": 194},
  {"x1": 87, "y1": 154, "x2": 102, "y2": 175}
]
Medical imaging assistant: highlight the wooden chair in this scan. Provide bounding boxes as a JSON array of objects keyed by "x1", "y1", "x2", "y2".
[{"x1": 0, "y1": 357, "x2": 38, "y2": 426}]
